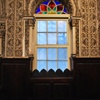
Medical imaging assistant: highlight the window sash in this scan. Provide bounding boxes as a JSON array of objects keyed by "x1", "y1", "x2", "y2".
[{"x1": 33, "y1": 14, "x2": 71, "y2": 71}]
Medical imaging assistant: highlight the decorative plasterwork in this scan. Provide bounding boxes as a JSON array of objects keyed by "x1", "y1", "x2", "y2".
[
  {"x1": 0, "y1": 22, "x2": 5, "y2": 31},
  {"x1": 6, "y1": 0, "x2": 15, "y2": 56},
  {"x1": 0, "y1": 21, "x2": 6, "y2": 57},
  {"x1": 89, "y1": 0, "x2": 98, "y2": 57},
  {"x1": 97, "y1": 0, "x2": 100, "y2": 55},
  {"x1": 2, "y1": 0, "x2": 99, "y2": 57},
  {"x1": 15, "y1": 0, "x2": 23, "y2": 56},
  {"x1": 6, "y1": 0, "x2": 23, "y2": 57},
  {"x1": 80, "y1": 0, "x2": 98, "y2": 57},
  {"x1": 0, "y1": 0, "x2": 6, "y2": 19}
]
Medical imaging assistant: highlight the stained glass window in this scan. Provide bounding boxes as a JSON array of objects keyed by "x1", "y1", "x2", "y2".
[{"x1": 36, "y1": 0, "x2": 68, "y2": 14}]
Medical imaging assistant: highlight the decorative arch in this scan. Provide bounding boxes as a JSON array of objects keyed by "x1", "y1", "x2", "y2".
[{"x1": 28, "y1": 0, "x2": 76, "y2": 16}]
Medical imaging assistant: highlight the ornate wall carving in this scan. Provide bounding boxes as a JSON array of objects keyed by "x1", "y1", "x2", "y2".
[
  {"x1": 15, "y1": 0, "x2": 23, "y2": 56},
  {"x1": 79, "y1": 0, "x2": 89, "y2": 56},
  {"x1": 0, "y1": 0, "x2": 100, "y2": 57},
  {"x1": 89, "y1": 0, "x2": 98, "y2": 56},
  {"x1": 97, "y1": 0, "x2": 100, "y2": 55},
  {"x1": 79, "y1": 0, "x2": 98, "y2": 57},
  {"x1": 6, "y1": 0, "x2": 23, "y2": 57},
  {"x1": 25, "y1": 20, "x2": 29, "y2": 56},
  {"x1": 0, "y1": 0, "x2": 6, "y2": 19},
  {"x1": 6, "y1": 0, "x2": 15, "y2": 56},
  {"x1": 0, "y1": 22, "x2": 6, "y2": 56},
  {"x1": 27, "y1": 0, "x2": 99, "y2": 57}
]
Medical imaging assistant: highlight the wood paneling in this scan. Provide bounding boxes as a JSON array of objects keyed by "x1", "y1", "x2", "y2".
[
  {"x1": 71, "y1": 56, "x2": 100, "y2": 99},
  {"x1": 30, "y1": 69, "x2": 73, "y2": 100},
  {"x1": 0, "y1": 58, "x2": 33, "y2": 99}
]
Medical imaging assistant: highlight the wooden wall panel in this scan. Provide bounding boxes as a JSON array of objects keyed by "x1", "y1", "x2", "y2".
[
  {"x1": 71, "y1": 57, "x2": 100, "y2": 99},
  {"x1": 0, "y1": 58, "x2": 33, "y2": 99}
]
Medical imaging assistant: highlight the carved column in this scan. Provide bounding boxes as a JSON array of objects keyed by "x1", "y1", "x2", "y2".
[
  {"x1": 0, "y1": 33, "x2": 2, "y2": 56},
  {"x1": 0, "y1": 21, "x2": 6, "y2": 57},
  {"x1": 0, "y1": 32, "x2": 5, "y2": 57},
  {"x1": 71, "y1": 16, "x2": 81, "y2": 57},
  {"x1": 23, "y1": 16, "x2": 35, "y2": 57},
  {"x1": 72, "y1": 19, "x2": 76, "y2": 55}
]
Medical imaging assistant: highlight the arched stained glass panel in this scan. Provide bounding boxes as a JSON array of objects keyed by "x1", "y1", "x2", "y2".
[{"x1": 36, "y1": 0, "x2": 68, "y2": 14}]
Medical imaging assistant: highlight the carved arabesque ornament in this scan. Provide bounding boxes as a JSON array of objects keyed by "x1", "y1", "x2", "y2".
[{"x1": 4, "y1": 0, "x2": 99, "y2": 57}]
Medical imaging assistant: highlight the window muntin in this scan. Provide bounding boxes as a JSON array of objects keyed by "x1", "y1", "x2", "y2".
[
  {"x1": 34, "y1": 19, "x2": 70, "y2": 72},
  {"x1": 37, "y1": 48, "x2": 68, "y2": 72},
  {"x1": 37, "y1": 20, "x2": 68, "y2": 45}
]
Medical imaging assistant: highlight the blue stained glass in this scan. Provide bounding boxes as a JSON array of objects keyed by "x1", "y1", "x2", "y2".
[
  {"x1": 36, "y1": 7, "x2": 40, "y2": 13},
  {"x1": 64, "y1": 7, "x2": 67, "y2": 13},
  {"x1": 54, "y1": 0, "x2": 60, "y2": 5},
  {"x1": 42, "y1": 1, "x2": 49, "y2": 5}
]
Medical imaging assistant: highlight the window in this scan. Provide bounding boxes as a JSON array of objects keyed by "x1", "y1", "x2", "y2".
[
  {"x1": 33, "y1": 0, "x2": 71, "y2": 72},
  {"x1": 35, "y1": 0, "x2": 68, "y2": 14}
]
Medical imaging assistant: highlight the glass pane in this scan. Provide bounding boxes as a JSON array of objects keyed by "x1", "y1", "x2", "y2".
[
  {"x1": 58, "y1": 61, "x2": 68, "y2": 71},
  {"x1": 58, "y1": 48, "x2": 67, "y2": 60},
  {"x1": 36, "y1": 7, "x2": 40, "y2": 13},
  {"x1": 37, "y1": 48, "x2": 46, "y2": 60},
  {"x1": 55, "y1": 0, "x2": 60, "y2": 5},
  {"x1": 38, "y1": 21, "x2": 46, "y2": 32},
  {"x1": 58, "y1": 21, "x2": 66, "y2": 32},
  {"x1": 57, "y1": 5, "x2": 63, "y2": 11},
  {"x1": 48, "y1": 61, "x2": 57, "y2": 71},
  {"x1": 48, "y1": 48, "x2": 57, "y2": 60},
  {"x1": 58, "y1": 33, "x2": 67, "y2": 44},
  {"x1": 40, "y1": 4, "x2": 47, "y2": 11},
  {"x1": 37, "y1": 61, "x2": 46, "y2": 72},
  {"x1": 48, "y1": 1, "x2": 56, "y2": 9},
  {"x1": 48, "y1": 21, "x2": 56, "y2": 32},
  {"x1": 37, "y1": 33, "x2": 46, "y2": 44},
  {"x1": 48, "y1": 33, "x2": 56, "y2": 44}
]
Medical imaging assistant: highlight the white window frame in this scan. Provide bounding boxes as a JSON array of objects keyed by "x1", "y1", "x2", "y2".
[{"x1": 32, "y1": 14, "x2": 71, "y2": 71}]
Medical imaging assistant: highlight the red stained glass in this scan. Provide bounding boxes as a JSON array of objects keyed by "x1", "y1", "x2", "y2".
[
  {"x1": 48, "y1": 1, "x2": 56, "y2": 9},
  {"x1": 40, "y1": 4, "x2": 47, "y2": 11},
  {"x1": 57, "y1": 5, "x2": 63, "y2": 11}
]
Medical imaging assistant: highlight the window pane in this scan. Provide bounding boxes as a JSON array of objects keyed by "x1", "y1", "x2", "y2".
[
  {"x1": 48, "y1": 33, "x2": 56, "y2": 44},
  {"x1": 48, "y1": 61, "x2": 57, "y2": 71},
  {"x1": 48, "y1": 21, "x2": 56, "y2": 32},
  {"x1": 37, "y1": 61, "x2": 46, "y2": 72},
  {"x1": 37, "y1": 48, "x2": 46, "y2": 60},
  {"x1": 37, "y1": 33, "x2": 46, "y2": 44},
  {"x1": 37, "y1": 21, "x2": 46, "y2": 32},
  {"x1": 58, "y1": 21, "x2": 66, "y2": 32},
  {"x1": 58, "y1": 48, "x2": 67, "y2": 60},
  {"x1": 48, "y1": 48, "x2": 57, "y2": 60},
  {"x1": 58, "y1": 61, "x2": 68, "y2": 71},
  {"x1": 58, "y1": 33, "x2": 67, "y2": 44}
]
